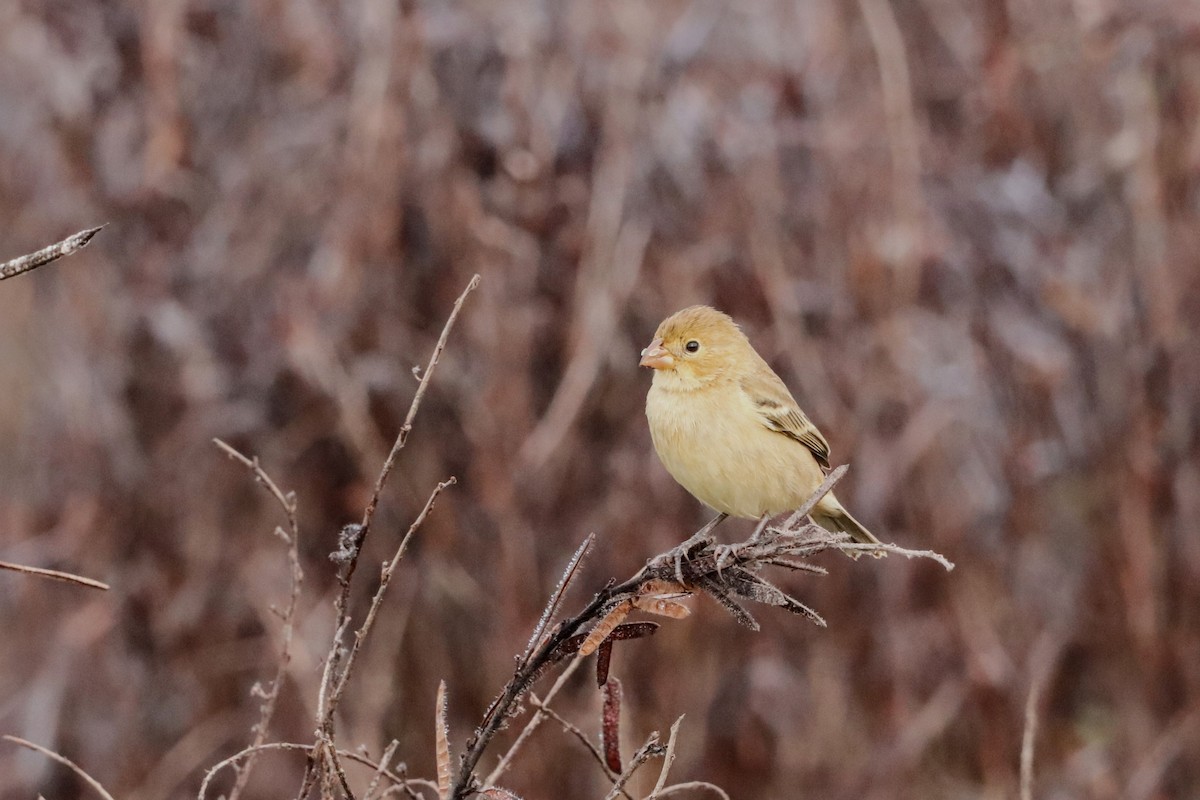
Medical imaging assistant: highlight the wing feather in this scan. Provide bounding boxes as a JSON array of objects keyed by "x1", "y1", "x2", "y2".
[{"x1": 739, "y1": 369, "x2": 831, "y2": 468}]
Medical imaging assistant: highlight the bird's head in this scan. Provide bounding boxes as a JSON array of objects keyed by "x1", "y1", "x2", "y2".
[{"x1": 640, "y1": 305, "x2": 748, "y2": 388}]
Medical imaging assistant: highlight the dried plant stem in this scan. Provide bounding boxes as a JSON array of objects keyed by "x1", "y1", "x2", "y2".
[
  {"x1": 647, "y1": 716, "x2": 685, "y2": 798},
  {"x1": 436, "y1": 681, "x2": 451, "y2": 799},
  {"x1": 0, "y1": 560, "x2": 109, "y2": 590},
  {"x1": 213, "y1": 439, "x2": 304, "y2": 800},
  {"x1": 305, "y1": 274, "x2": 477, "y2": 794},
  {"x1": 455, "y1": 573, "x2": 644, "y2": 797},
  {"x1": 523, "y1": 534, "x2": 595, "y2": 660},
  {"x1": 4, "y1": 735, "x2": 116, "y2": 800},
  {"x1": 352, "y1": 273, "x2": 480, "y2": 580},
  {"x1": 603, "y1": 734, "x2": 665, "y2": 800},
  {"x1": 1020, "y1": 675, "x2": 1040, "y2": 800},
  {"x1": 0, "y1": 226, "x2": 102, "y2": 281},
  {"x1": 198, "y1": 741, "x2": 438, "y2": 800},
  {"x1": 526, "y1": 694, "x2": 632, "y2": 799},
  {"x1": 484, "y1": 654, "x2": 586, "y2": 787},
  {"x1": 328, "y1": 477, "x2": 456, "y2": 710},
  {"x1": 654, "y1": 782, "x2": 732, "y2": 799},
  {"x1": 789, "y1": 465, "x2": 848, "y2": 522},
  {"x1": 832, "y1": 541, "x2": 956, "y2": 571},
  {"x1": 363, "y1": 740, "x2": 400, "y2": 800}
]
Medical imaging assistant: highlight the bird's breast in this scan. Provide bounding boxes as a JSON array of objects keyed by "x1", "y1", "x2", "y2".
[{"x1": 645, "y1": 381, "x2": 824, "y2": 518}]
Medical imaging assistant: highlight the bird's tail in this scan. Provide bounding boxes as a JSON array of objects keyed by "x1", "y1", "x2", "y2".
[{"x1": 811, "y1": 496, "x2": 883, "y2": 554}]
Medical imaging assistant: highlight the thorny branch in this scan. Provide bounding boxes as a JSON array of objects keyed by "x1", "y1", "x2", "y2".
[{"x1": 0, "y1": 226, "x2": 102, "y2": 281}]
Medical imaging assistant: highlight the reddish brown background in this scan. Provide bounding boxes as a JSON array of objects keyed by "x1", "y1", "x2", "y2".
[{"x1": 2, "y1": 1, "x2": 1199, "y2": 798}]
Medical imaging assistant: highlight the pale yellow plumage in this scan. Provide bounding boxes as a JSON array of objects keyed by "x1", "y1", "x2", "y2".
[{"x1": 641, "y1": 305, "x2": 879, "y2": 546}]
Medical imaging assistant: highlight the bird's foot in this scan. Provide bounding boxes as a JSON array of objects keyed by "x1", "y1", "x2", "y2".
[
  {"x1": 648, "y1": 530, "x2": 713, "y2": 585},
  {"x1": 713, "y1": 544, "x2": 738, "y2": 577}
]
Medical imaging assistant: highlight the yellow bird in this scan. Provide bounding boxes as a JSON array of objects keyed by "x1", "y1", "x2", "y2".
[{"x1": 640, "y1": 305, "x2": 880, "y2": 549}]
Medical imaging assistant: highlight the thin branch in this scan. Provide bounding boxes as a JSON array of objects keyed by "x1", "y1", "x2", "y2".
[
  {"x1": 328, "y1": 477, "x2": 456, "y2": 712},
  {"x1": 0, "y1": 226, "x2": 102, "y2": 281},
  {"x1": 818, "y1": 541, "x2": 955, "y2": 571},
  {"x1": 603, "y1": 734, "x2": 665, "y2": 800},
  {"x1": 483, "y1": 654, "x2": 587, "y2": 787},
  {"x1": 214, "y1": 438, "x2": 298, "y2": 514},
  {"x1": 787, "y1": 464, "x2": 848, "y2": 523},
  {"x1": 322, "y1": 732, "x2": 358, "y2": 800},
  {"x1": 1020, "y1": 674, "x2": 1041, "y2": 800},
  {"x1": 525, "y1": 693, "x2": 632, "y2": 799},
  {"x1": 0, "y1": 560, "x2": 109, "y2": 590},
  {"x1": 364, "y1": 740, "x2": 400, "y2": 800},
  {"x1": 354, "y1": 273, "x2": 480, "y2": 580},
  {"x1": 213, "y1": 439, "x2": 305, "y2": 800},
  {"x1": 4, "y1": 735, "x2": 116, "y2": 800},
  {"x1": 654, "y1": 783, "x2": 732, "y2": 799},
  {"x1": 648, "y1": 716, "x2": 685, "y2": 798},
  {"x1": 309, "y1": 273, "x2": 478, "y2": 793},
  {"x1": 198, "y1": 741, "x2": 438, "y2": 800}
]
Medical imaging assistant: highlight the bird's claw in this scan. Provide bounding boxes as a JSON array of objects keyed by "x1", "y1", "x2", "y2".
[
  {"x1": 713, "y1": 544, "x2": 737, "y2": 577},
  {"x1": 649, "y1": 533, "x2": 714, "y2": 586}
]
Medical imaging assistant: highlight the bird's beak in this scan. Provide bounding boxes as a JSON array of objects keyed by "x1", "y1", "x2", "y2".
[{"x1": 639, "y1": 338, "x2": 674, "y2": 370}]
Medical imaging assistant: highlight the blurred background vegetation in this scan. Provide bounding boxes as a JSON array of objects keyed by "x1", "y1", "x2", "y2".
[{"x1": 2, "y1": 0, "x2": 1199, "y2": 798}]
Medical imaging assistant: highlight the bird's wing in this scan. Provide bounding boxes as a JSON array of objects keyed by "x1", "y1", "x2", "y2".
[{"x1": 739, "y1": 369, "x2": 831, "y2": 469}]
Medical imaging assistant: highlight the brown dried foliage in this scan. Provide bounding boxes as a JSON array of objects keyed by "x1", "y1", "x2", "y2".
[{"x1": 4, "y1": 1, "x2": 1200, "y2": 798}]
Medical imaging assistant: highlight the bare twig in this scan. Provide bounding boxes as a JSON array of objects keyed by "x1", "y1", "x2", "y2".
[
  {"x1": 4, "y1": 735, "x2": 116, "y2": 800},
  {"x1": 329, "y1": 477, "x2": 455, "y2": 714},
  {"x1": 525, "y1": 693, "x2": 632, "y2": 799},
  {"x1": 830, "y1": 541, "x2": 956, "y2": 571},
  {"x1": 654, "y1": 782, "x2": 732, "y2": 799},
  {"x1": 483, "y1": 654, "x2": 587, "y2": 787},
  {"x1": 0, "y1": 226, "x2": 102, "y2": 281},
  {"x1": 363, "y1": 740, "x2": 400, "y2": 800},
  {"x1": 0, "y1": 560, "x2": 109, "y2": 590},
  {"x1": 1019, "y1": 673, "x2": 1040, "y2": 800},
  {"x1": 333, "y1": 474, "x2": 453, "y2": 705},
  {"x1": 784, "y1": 464, "x2": 849, "y2": 524},
  {"x1": 213, "y1": 439, "x2": 304, "y2": 800},
  {"x1": 198, "y1": 741, "x2": 438, "y2": 800},
  {"x1": 648, "y1": 716, "x2": 685, "y2": 798},
  {"x1": 352, "y1": 273, "x2": 480, "y2": 581},
  {"x1": 307, "y1": 274, "x2": 477, "y2": 793},
  {"x1": 603, "y1": 734, "x2": 665, "y2": 800}
]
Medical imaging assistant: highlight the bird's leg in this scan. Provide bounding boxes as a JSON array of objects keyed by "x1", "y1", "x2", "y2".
[
  {"x1": 749, "y1": 512, "x2": 772, "y2": 543},
  {"x1": 650, "y1": 512, "x2": 728, "y2": 585},
  {"x1": 687, "y1": 511, "x2": 729, "y2": 548}
]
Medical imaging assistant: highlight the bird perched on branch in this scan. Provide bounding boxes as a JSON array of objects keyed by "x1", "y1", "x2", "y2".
[{"x1": 640, "y1": 305, "x2": 880, "y2": 555}]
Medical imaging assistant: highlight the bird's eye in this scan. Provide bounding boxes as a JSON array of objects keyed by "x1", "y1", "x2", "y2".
[{"x1": 685, "y1": 340, "x2": 700, "y2": 353}]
